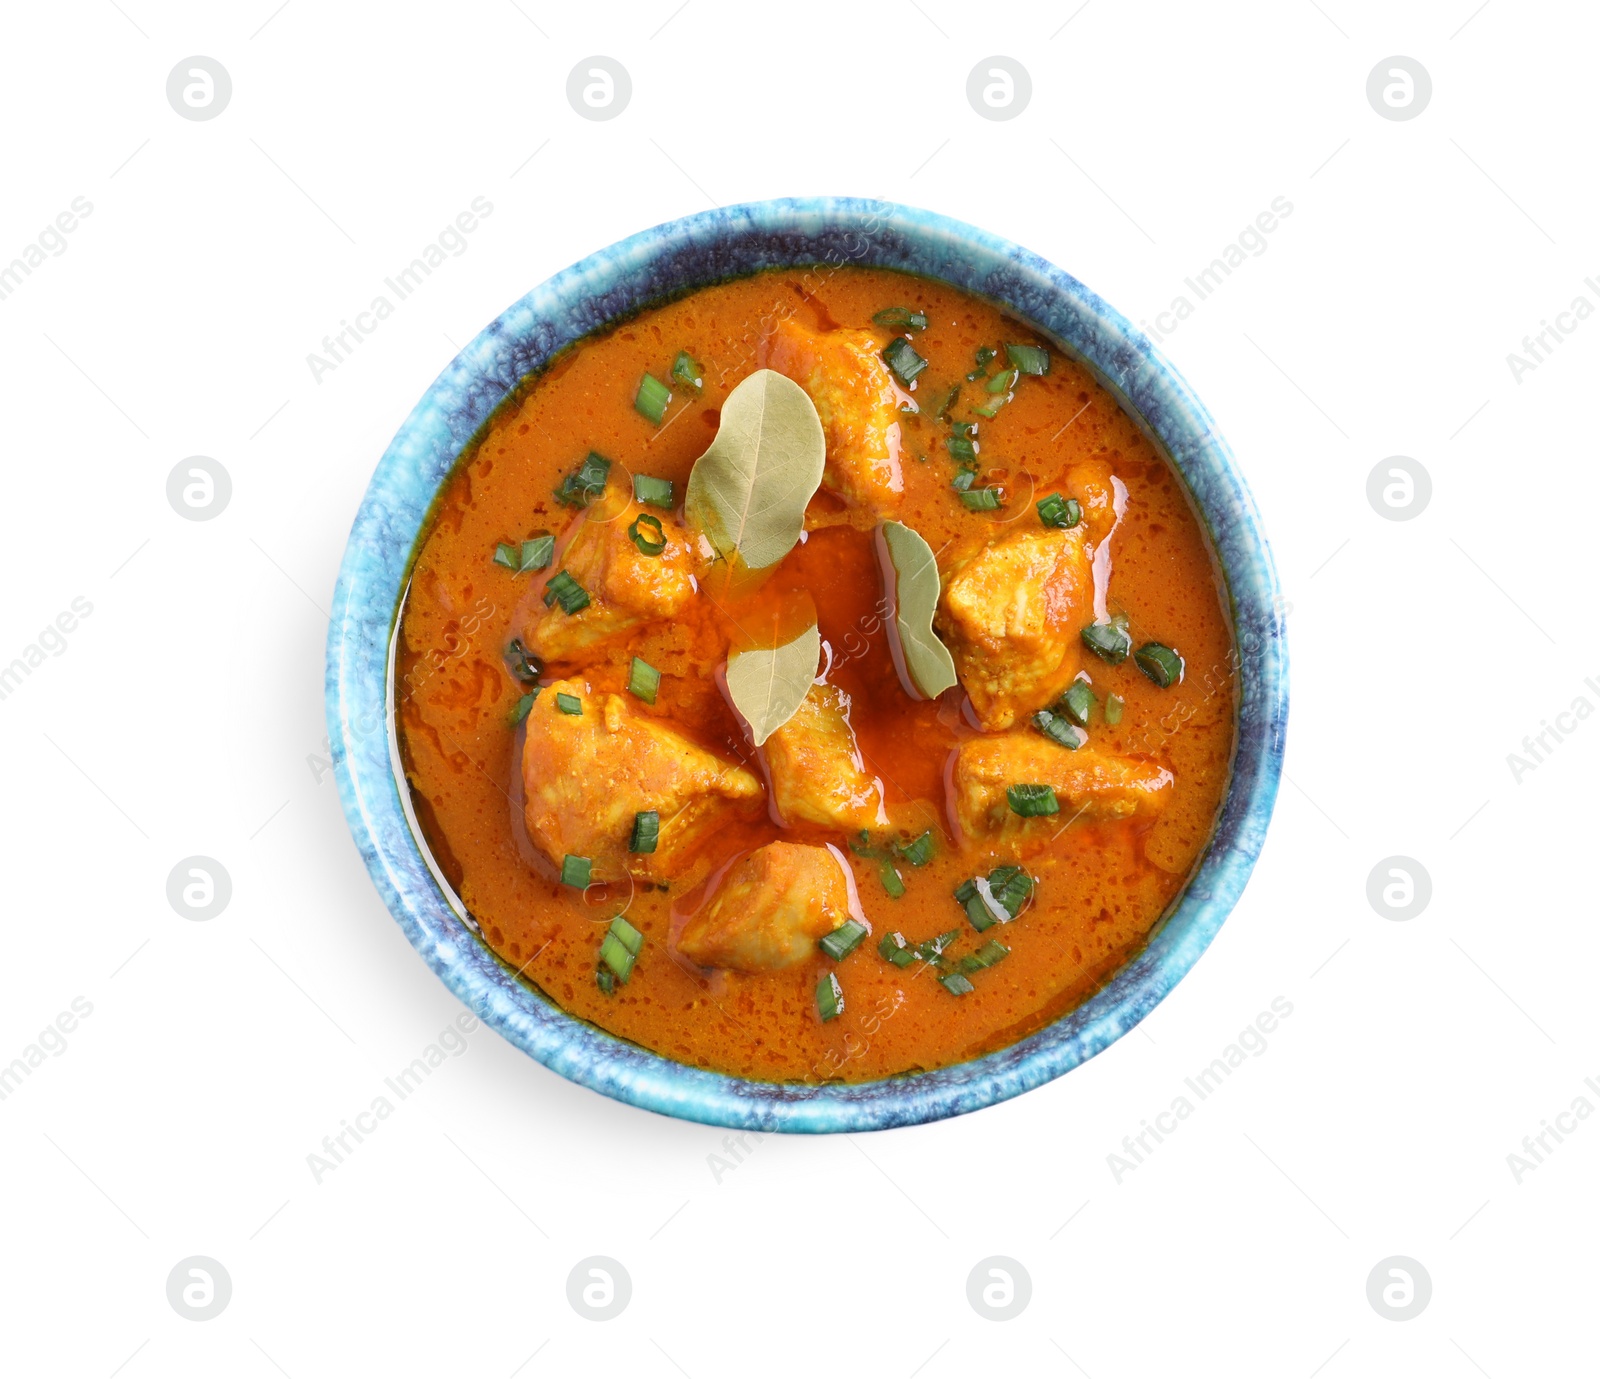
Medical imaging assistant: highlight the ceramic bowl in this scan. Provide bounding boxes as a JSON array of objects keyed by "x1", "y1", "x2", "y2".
[{"x1": 326, "y1": 196, "x2": 1288, "y2": 1132}]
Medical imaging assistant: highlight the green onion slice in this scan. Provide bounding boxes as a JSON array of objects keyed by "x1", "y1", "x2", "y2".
[
  {"x1": 554, "y1": 451, "x2": 611, "y2": 508},
  {"x1": 966, "y1": 345, "x2": 997, "y2": 381},
  {"x1": 819, "y1": 919, "x2": 870, "y2": 961},
  {"x1": 947, "y1": 434, "x2": 977, "y2": 465},
  {"x1": 959, "y1": 487, "x2": 1003, "y2": 511},
  {"x1": 1007, "y1": 783, "x2": 1060, "y2": 817},
  {"x1": 555, "y1": 692, "x2": 582, "y2": 716},
  {"x1": 598, "y1": 932, "x2": 635, "y2": 983},
  {"x1": 986, "y1": 367, "x2": 1019, "y2": 395},
  {"x1": 632, "y1": 474, "x2": 674, "y2": 508},
  {"x1": 917, "y1": 929, "x2": 961, "y2": 961},
  {"x1": 596, "y1": 968, "x2": 616, "y2": 995},
  {"x1": 629, "y1": 810, "x2": 659, "y2": 854},
  {"x1": 560, "y1": 854, "x2": 591, "y2": 888},
  {"x1": 1031, "y1": 709, "x2": 1085, "y2": 750},
  {"x1": 939, "y1": 971, "x2": 975, "y2": 996},
  {"x1": 879, "y1": 860, "x2": 905, "y2": 899},
  {"x1": 543, "y1": 569, "x2": 591, "y2": 615},
  {"x1": 817, "y1": 972, "x2": 845, "y2": 1021},
  {"x1": 1081, "y1": 621, "x2": 1132, "y2": 664},
  {"x1": 1104, "y1": 693, "x2": 1125, "y2": 725},
  {"x1": 872, "y1": 306, "x2": 929, "y2": 330},
  {"x1": 671, "y1": 351, "x2": 703, "y2": 390},
  {"x1": 895, "y1": 831, "x2": 934, "y2": 867},
  {"x1": 1005, "y1": 342, "x2": 1051, "y2": 375},
  {"x1": 627, "y1": 657, "x2": 660, "y2": 704},
  {"x1": 1062, "y1": 680, "x2": 1095, "y2": 727},
  {"x1": 505, "y1": 638, "x2": 542, "y2": 685},
  {"x1": 988, "y1": 865, "x2": 1032, "y2": 918},
  {"x1": 635, "y1": 372, "x2": 671, "y2": 424},
  {"x1": 936, "y1": 384, "x2": 960, "y2": 419},
  {"x1": 881, "y1": 337, "x2": 928, "y2": 386},
  {"x1": 878, "y1": 931, "x2": 916, "y2": 968},
  {"x1": 609, "y1": 914, "x2": 644, "y2": 956},
  {"x1": 494, "y1": 538, "x2": 554, "y2": 574},
  {"x1": 629, "y1": 513, "x2": 667, "y2": 556},
  {"x1": 508, "y1": 691, "x2": 537, "y2": 725},
  {"x1": 1135, "y1": 642, "x2": 1184, "y2": 688},
  {"x1": 1036, "y1": 493, "x2": 1082, "y2": 529}
]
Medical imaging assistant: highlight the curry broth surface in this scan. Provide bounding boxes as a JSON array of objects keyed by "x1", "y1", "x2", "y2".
[{"x1": 396, "y1": 267, "x2": 1236, "y2": 1082}]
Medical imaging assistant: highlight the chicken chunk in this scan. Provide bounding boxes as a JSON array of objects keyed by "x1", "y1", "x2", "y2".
[
  {"x1": 525, "y1": 500, "x2": 699, "y2": 662},
  {"x1": 764, "y1": 320, "x2": 905, "y2": 516},
  {"x1": 677, "y1": 841, "x2": 858, "y2": 972},
  {"x1": 521, "y1": 679, "x2": 762, "y2": 879},
  {"x1": 935, "y1": 526, "x2": 1094, "y2": 730},
  {"x1": 950, "y1": 733, "x2": 1173, "y2": 855},
  {"x1": 762, "y1": 683, "x2": 887, "y2": 831}
]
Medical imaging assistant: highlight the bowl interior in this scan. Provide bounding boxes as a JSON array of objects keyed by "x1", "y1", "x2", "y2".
[{"x1": 326, "y1": 197, "x2": 1288, "y2": 1132}]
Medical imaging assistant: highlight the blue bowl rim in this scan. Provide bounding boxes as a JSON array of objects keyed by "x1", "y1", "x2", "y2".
[{"x1": 325, "y1": 196, "x2": 1288, "y2": 1133}]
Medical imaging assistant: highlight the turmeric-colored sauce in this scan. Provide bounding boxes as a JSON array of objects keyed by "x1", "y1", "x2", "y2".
[{"x1": 396, "y1": 267, "x2": 1237, "y2": 1083}]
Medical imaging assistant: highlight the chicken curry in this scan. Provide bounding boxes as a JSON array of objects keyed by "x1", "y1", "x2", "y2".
[{"x1": 395, "y1": 266, "x2": 1237, "y2": 1083}]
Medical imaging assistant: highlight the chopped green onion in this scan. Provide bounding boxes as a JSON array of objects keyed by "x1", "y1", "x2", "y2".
[
  {"x1": 560, "y1": 855, "x2": 591, "y2": 888},
  {"x1": 957, "y1": 939, "x2": 1012, "y2": 974},
  {"x1": 494, "y1": 538, "x2": 554, "y2": 574},
  {"x1": 986, "y1": 368, "x2": 1018, "y2": 395},
  {"x1": 950, "y1": 469, "x2": 976, "y2": 493},
  {"x1": 879, "y1": 931, "x2": 916, "y2": 968},
  {"x1": 1104, "y1": 693, "x2": 1124, "y2": 726},
  {"x1": 879, "y1": 860, "x2": 905, "y2": 899},
  {"x1": 1081, "y1": 621, "x2": 1132, "y2": 664},
  {"x1": 936, "y1": 384, "x2": 961, "y2": 419},
  {"x1": 543, "y1": 569, "x2": 591, "y2": 614},
  {"x1": 966, "y1": 345, "x2": 996, "y2": 380},
  {"x1": 609, "y1": 914, "x2": 644, "y2": 956},
  {"x1": 895, "y1": 831, "x2": 934, "y2": 867},
  {"x1": 817, "y1": 971, "x2": 844, "y2": 1021},
  {"x1": 939, "y1": 971, "x2": 975, "y2": 996},
  {"x1": 671, "y1": 351, "x2": 703, "y2": 390},
  {"x1": 629, "y1": 513, "x2": 667, "y2": 556},
  {"x1": 598, "y1": 932, "x2": 635, "y2": 982},
  {"x1": 508, "y1": 691, "x2": 537, "y2": 725},
  {"x1": 596, "y1": 967, "x2": 616, "y2": 995},
  {"x1": 633, "y1": 474, "x2": 674, "y2": 508},
  {"x1": 947, "y1": 434, "x2": 977, "y2": 465},
  {"x1": 1036, "y1": 493, "x2": 1082, "y2": 529},
  {"x1": 872, "y1": 306, "x2": 929, "y2": 330},
  {"x1": 959, "y1": 487, "x2": 1003, "y2": 511},
  {"x1": 627, "y1": 657, "x2": 660, "y2": 704},
  {"x1": 848, "y1": 829, "x2": 880, "y2": 859},
  {"x1": 1006, "y1": 343, "x2": 1051, "y2": 375},
  {"x1": 505, "y1": 639, "x2": 542, "y2": 685},
  {"x1": 1062, "y1": 680, "x2": 1095, "y2": 727},
  {"x1": 882, "y1": 336, "x2": 928, "y2": 386},
  {"x1": 973, "y1": 401, "x2": 1006, "y2": 419},
  {"x1": 819, "y1": 919, "x2": 870, "y2": 961},
  {"x1": 1007, "y1": 783, "x2": 1060, "y2": 817},
  {"x1": 555, "y1": 692, "x2": 582, "y2": 715},
  {"x1": 1135, "y1": 642, "x2": 1184, "y2": 688},
  {"x1": 554, "y1": 451, "x2": 611, "y2": 508},
  {"x1": 635, "y1": 372, "x2": 671, "y2": 424},
  {"x1": 629, "y1": 810, "x2": 659, "y2": 854},
  {"x1": 988, "y1": 865, "x2": 1032, "y2": 918},
  {"x1": 954, "y1": 877, "x2": 996, "y2": 931},
  {"x1": 917, "y1": 929, "x2": 961, "y2": 961},
  {"x1": 1031, "y1": 709, "x2": 1084, "y2": 750}
]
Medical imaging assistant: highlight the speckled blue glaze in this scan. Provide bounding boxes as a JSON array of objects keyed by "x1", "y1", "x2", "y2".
[{"x1": 326, "y1": 198, "x2": 1288, "y2": 1133}]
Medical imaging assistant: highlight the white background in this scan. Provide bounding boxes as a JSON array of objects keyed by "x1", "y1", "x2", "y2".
[{"x1": 1, "y1": 1, "x2": 1594, "y2": 1374}]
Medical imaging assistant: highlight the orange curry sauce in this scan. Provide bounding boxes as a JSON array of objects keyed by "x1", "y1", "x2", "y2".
[{"x1": 396, "y1": 267, "x2": 1237, "y2": 1083}]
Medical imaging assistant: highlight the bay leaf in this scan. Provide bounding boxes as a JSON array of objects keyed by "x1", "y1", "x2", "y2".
[
  {"x1": 877, "y1": 520, "x2": 958, "y2": 700},
  {"x1": 684, "y1": 369, "x2": 826, "y2": 570},
  {"x1": 725, "y1": 622, "x2": 821, "y2": 747}
]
